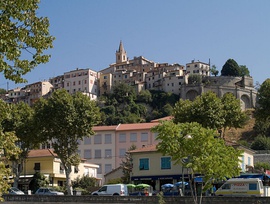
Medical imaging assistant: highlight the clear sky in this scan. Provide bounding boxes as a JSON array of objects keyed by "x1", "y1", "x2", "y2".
[{"x1": 1, "y1": 0, "x2": 270, "y2": 90}]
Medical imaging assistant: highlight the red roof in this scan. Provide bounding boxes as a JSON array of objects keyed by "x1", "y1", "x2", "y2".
[
  {"x1": 129, "y1": 144, "x2": 157, "y2": 153},
  {"x1": 28, "y1": 149, "x2": 57, "y2": 158},
  {"x1": 116, "y1": 123, "x2": 159, "y2": 131}
]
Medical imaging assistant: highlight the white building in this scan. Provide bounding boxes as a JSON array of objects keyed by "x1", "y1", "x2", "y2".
[{"x1": 64, "y1": 68, "x2": 98, "y2": 100}]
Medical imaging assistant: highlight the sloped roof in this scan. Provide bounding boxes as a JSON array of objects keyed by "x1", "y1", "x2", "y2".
[
  {"x1": 27, "y1": 149, "x2": 57, "y2": 158},
  {"x1": 150, "y1": 116, "x2": 173, "y2": 123},
  {"x1": 93, "y1": 125, "x2": 118, "y2": 131},
  {"x1": 116, "y1": 123, "x2": 159, "y2": 131},
  {"x1": 129, "y1": 144, "x2": 157, "y2": 153}
]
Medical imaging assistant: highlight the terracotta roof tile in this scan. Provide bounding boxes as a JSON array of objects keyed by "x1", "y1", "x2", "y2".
[
  {"x1": 150, "y1": 116, "x2": 173, "y2": 123},
  {"x1": 116, "y1": 123, "x2": 159, "y2": 131},
  {"x1": 129, "y1": 144, "x2": 157, "y2": 153},
  {"x1": 28, "y1": 149, "x2": 57, "y2": 158},
  {"x1": 93, "y1": 125, "x2": 118, "y2": 131}
]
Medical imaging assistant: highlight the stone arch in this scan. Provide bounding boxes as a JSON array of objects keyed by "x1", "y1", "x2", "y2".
[
  {"x1": 186, "y1": 90, "x2": 199, "y2": 101},
  {"x1": 241, "y1": 94, "x2": 251, "y2": 110}
]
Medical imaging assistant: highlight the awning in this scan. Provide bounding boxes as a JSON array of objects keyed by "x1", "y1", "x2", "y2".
[
  {"x1": 194, "y1": 176, "x2": 203, "y2": 183},
  {"x1": 237, "y1": 174, "x2": 264, "y2": 180}
]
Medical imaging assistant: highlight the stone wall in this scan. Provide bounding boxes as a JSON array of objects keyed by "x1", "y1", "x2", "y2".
[{"x1": 3, "y1": 195, "x2": 270, "y2": 204}]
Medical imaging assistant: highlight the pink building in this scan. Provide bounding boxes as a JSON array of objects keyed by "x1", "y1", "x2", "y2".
[{"x1": 78, "y1": 121, "x2": 162, "y2": 183}]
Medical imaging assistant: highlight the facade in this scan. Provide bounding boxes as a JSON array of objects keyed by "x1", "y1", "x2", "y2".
[
  {"x1": 18, "y1": 149, "x2": 99, "y2": 193},
  {"x1": 64, "y1": 68, "x2": 99, "y2": 100},
  {"x1": 77, "y1": 122, "x2": 160, "y2": 183},
  {"x1": 129, "y1": 143, "x2": 255, "y2": 191}
]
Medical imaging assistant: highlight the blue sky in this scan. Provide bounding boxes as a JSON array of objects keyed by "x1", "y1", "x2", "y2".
[{"x1": 1, "y1": 0, "x2": 270, "y2": 90}]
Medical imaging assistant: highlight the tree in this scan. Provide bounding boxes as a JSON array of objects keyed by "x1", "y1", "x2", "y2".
[
  {"x1": 29, "y1": 172, "x2": 49, "y2": 194},
  {"x1": 152, "y1": 121, "x2": 242, "y2": 204},
  {"x1": 0, "y1": 0, "x2": 54, "y2": 83},
  {"x1": 173, "y1": 92, "x2": 247, "y2": 139},
  {"x1": 0, "y1": 100, "x2": 21, "y2": 200},
  {"x1": 254, "y1": 162, "x2": 270, "y2": 173},
  {"x1": 254, "y1": 79, "x2": 270, "y2": 136},
  {"x1": 120, "y1": 144, "x2": 136, "y2": 184},
  {"x1": 0, "y1": 88, "x2": 6, "y2": 94},
  {"x1": 174, "y1": 92, "x2": 225, "y2": 130},
  {"x1": 188, "y1": 74, "x2": 202, "y2": 84},
  {"x1": 250, "y1": 135, "x2": 270, "y2": 150},
  {"x1": 1, "y1": 102, "x2": 41, "y2": 188},
  {"x1": 210, "y1": 65, "x2": 219, "y2": 76},
  {"x1": 239, "y1": 65, "x2": 250, "y2": 77},
  {"x1": 221, "y1": 59, "x2": 240, "y2": 77},
  {"x1": 221, "y1": 93, "x2": 248, "y2": 138},
  {"x1": 72, "y1": 175, "x2": 96, "y2": 194},
  {"x1": 33, "y1": 89, "x2": 101, "y2": 195}
]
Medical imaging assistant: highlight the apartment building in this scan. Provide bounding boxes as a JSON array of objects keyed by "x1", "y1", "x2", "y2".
[
  {"x1": 64, "y1": 68, "x2": 99, "y2": 100},
  {"x1": 49, "y1": 75, "x2": 64, "y2": 91},
  {"x1": 129, "y1": 143, "x2": 255, "y2": 191},
  {"x1": 186, "y1": 60, "x2": 210, "y2": 76},
  {"x1": 77, "y1": 122, "x2": 160, "y2": 183}
]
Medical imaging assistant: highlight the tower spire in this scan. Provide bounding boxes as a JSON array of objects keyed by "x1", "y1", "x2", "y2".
[{"x1": 116, "y1": 41, "x2": 127, "y2": 64}]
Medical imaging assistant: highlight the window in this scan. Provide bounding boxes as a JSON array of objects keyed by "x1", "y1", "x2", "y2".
[
  {"x1": 84, "y1": 137, "x2": 91, "y2": 144},
  {"x1": 119, "y1": 148, "x2": 126, "y2": 158},
  {"x1": 141, "y1": 133, "x2": 148, "y2": 142},
  {"x1": 73, "y1": 81, "x2": 75, "y2": 86},
  {"x1": 94, "y1": 134, "x2": 102, "y2": 144},
  {"x1": 161, "y1": 157, "x2": 171, "y2": 169},
  {"x1": 221, "y1": 184, "x2": 230, "y2": 189},
  {"x1": 104, "y1": 76, "x2": 107, "y2": 79},
  {"x1": 105, "y1": 164, "x2": 112, "y2": 174},
  {"x1": 139, "y1": 158, "x2": 149, "y2": 170},
  {"x1": 248, "y1": 157, "x2": 251, "y2": 165},
  {"x1": 60, "y1": 164, "x2": 64, "y2": 174},
  {"x1": 130, "y1": 133, "x2": 137, "y2": 142},
  {"x1": 249, "y1": 183, "x2": 257, "y2": 190},
  {"x1": 105, "y1": 149, "x2": 112, "y2": 158},
  {"x1": 95, "y1": 149, "x2": 101, "y2": 158},
  {"x1": 104, "y1": 134, "x2": 112, "y2": 144},
  {"x1": 84, "y1": 149, "x2": 91, "y2": 159},
  {"x1": 97, "y1": 164, "x2": 102, "y2": 174},
  {"x1": 119, "y1": 133, "x2": 126, "y2": 143},
  {"x1": 154, "y1": 132, "x2": 159, "y2": 140},
  {"x1": 34, "y1": 163, "x2": 40, "y2": 171},
  {"x1": 74, "y1": 166, "x2": 79, "y2": 173}
]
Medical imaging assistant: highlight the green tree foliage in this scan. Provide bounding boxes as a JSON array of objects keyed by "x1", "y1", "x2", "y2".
[
  {"x1": 0, "y1": 0, "x2": 55, "y2": 83},
  {"x1": 72, "y1": 175, "x2": 96, "y2": 194},
  {"x1": 33, "y1": 89, "x2": 101, "y2": 195},
  {"x1": 107, "y1": 178, "x2": 123, "y2": 185},
  {"x1": 250, "y1": 135, "x2": 270, "y2": 150},
  {"x1": 174, "y1": 92, "x2": 225, "y2": 130},
  {"x1": 188, "y1": 74, "x2": 202, "y2": 84},
  {"x1": 221, "y1": 93, "x2": 249, "y2": 137},
  {"x1": 254, "y1": 79, "x2": 270, "y2": 136},
  {"x1": 152, "y1": 121, "x2": 242, "y2": 204},
  {"x1": 221, "y1": 59, "x2": 240, "y2": 77},
  {"x1": 210, "y1": 65, "x2": 219, "y2": 76},
  {"x1": 120, "y1": 144, "x2": 136, "y2": 184},
  {"x1": 1, "y1": 102, "x2": 42, "y2": 188},
  {"x1": 29, "y1": 172, "x2": 49, "y2": 194},
  {"x1": 0, "y1": 100, "x2": 21, "y2": 200},
  {"x1": 254, "y1": 162, "x2": 270, "y2": 172},
  {"x1": 0, "y1": 88, "x2": 6, "y2": 94},
  {"x1": 173, "y1": 92, "x2": 247, "y2": 138},
  {"x1": 239, "y1": 65, "x2": 250, "y2": 77}
]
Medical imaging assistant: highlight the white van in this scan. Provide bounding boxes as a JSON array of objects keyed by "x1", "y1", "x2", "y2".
[
  {"x1": 215, "y1": 178, "x2": 264, "y2": 197},
  {"x1": 91, "y1": 184, "x2": 128, "y2": 196}
]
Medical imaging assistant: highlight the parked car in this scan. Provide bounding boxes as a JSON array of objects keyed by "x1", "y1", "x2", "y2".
[
  {"x1": 91, "y1": 184, "x2": 128, "y2": 196},
  {"x1": 8, "y1": 187, "x2": 25, "y2": 195},
  {"x1": 35, "y1": 187, "x2": 64, "y2": 195}
]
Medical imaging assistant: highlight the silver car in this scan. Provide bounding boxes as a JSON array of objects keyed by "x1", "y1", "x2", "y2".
[
  {"x1": 8, "y1": 187, "x2": 25, "y2": 195},
  {"x1": 35, "y1": 187, "x2": 64, "y2": 195}
]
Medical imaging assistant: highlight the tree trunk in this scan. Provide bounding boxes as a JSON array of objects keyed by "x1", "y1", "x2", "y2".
[
  {"x1": 65, "y1": 166, "x2": 73, "y2": 195},
  {"x1": 12, "y1": 161, "x2": 23, "y2": 188}
]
